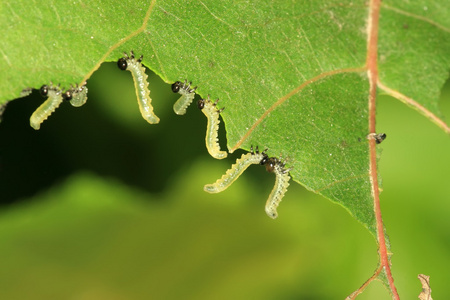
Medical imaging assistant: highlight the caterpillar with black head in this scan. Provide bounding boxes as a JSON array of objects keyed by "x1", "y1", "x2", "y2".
[
  {"x1": 30, "y1": 84, "x2": 63, "y2": 130},
  {"x1": 204, "y1": 146, "x2": 291, "y2": 219},
  {"x1": 262, "y1": 156, "x2": 291, "y2": 219},
  {"x1": 204, "y1": 146, "x2": 268, "y2": 193},
  {"x1": 197, "y1": 96, "x2": 227, "y2": 159},
  {"x1": 62, "y1": 83, "x2": 88, "y2": 107},
  {"x1": 171, "y1": 80, "x2": 197, "y2": 115},
  {"x1": 117, "y1": 51, "x2": 159, "y2": 124}
]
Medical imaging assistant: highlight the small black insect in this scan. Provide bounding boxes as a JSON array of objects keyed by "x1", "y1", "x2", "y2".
[
  {"x1": 375, "y1": 133, "x2": 387, "y2": 144},
  {"x1": 367, "y1": 133, "x2": 387, "y2": 144}
]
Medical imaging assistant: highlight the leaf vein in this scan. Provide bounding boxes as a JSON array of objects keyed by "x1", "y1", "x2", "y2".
[
  {"x1": 381, "y1": 3, "x2": 450, "y2": 33},
  {"x1": 79, "y1": 0, "x2": 157, "y2": 85},
  {"x1": 377, "y1": 80, "x2": 450, "y2": 134},
  {"x1": 229, "y1": 67, "x2": 366, "y2": 152},
  {"x1": 314, "y1": 173, "x2": 369, "y2": 193}
]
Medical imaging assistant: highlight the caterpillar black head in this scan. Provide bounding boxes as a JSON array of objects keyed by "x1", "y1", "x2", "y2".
[
  {"x1": 117, "y1": 57, "x2": 127, "y2": 70},
  {"x1": 62, "y1": 90, "x2": 72, "y2": 101},
  {"x1": 171, "y1": 81, "x2": 182, "y2": 93},
  {"x1": 39, "y1": 85, "x2": 49, "y2": 97}
]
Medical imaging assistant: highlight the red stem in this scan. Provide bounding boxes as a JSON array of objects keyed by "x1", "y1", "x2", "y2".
[{"x1": 367, "y1": 0, "x2": 400, "y2": 299}]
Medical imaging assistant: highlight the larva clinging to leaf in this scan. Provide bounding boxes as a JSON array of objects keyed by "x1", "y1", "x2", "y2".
[
  {"x1": 171, "y1": 80, "x2": 197, "y2": 115},
  {"x1": 67, "y1": 83, "x2": 88, "y2": 107},
  {"x1": 197, "y1": 96, "x2": 227, "y2": 159},
  {"x1": 204, "y1": 147, "x2": 292, "y2": 219},
  {"x1": 117, "y1": 51, "x2": 159, "y2": 124},
  {"x1": 263, "y1": 157, "x2": 291, "y2": 219},
  {"x1": 60, "y1": 83, "x2": 88, "y2": 107},
  {"x1": 204, "y1": 146, "x2": 268, "y2": 193},
  {"x1": 30, "y1": 84, "x2": 63, "y2": 130}
]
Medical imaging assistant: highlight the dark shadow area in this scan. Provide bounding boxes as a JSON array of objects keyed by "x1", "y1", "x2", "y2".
[{"x1": 0, "y1": 64, "x2": 212, "y2": 205}]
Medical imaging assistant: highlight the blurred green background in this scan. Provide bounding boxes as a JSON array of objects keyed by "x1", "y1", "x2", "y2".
[{"x1": 0, "y1": 64, "x2": 449, "y2": 299}]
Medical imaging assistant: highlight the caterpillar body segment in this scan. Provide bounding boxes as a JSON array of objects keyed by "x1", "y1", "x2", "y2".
[
  {"x1": 197, "y1": 96, "x2": 227, "y2": 159},
  {"x1": 171, "y1": 80, "x2": 197, "y2": 115},
  {"x1": 118, "y1": 51, "x2": 159, "y2": 124},
  {"x1": 69, "y1": 84, "x2": 88, "y2": 107},
  {"x1": 30, "y1": 84, "x2": 63, "y2": 130},
  {"x1": 204, "y1": 147, "x2": 292, "y2": 219},
  {"x1": 204, "y1": 146, "x2": 268, "y2": 193},
  {"x1": 264, "y1": 158, "x2": 291, "y2": 219},
  {"x1": 61, "y1": 83, "x2": 88, "y2": 107}
]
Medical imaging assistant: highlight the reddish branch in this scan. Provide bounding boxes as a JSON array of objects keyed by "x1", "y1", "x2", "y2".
[
  {"x1": 346, "y1": 265, "x2": 383, "y2": 299},
  {"x1": 366, "y1": 0, "x2": 400, "y2": 298}
]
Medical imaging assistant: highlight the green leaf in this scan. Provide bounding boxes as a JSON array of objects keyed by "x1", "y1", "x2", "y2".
[
  {"x1": 2, "y1": 0, "x2": 449, "y2": 251},
  {"x1": 378, "y1": 2, "x2": 450, "y2": 118}
]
